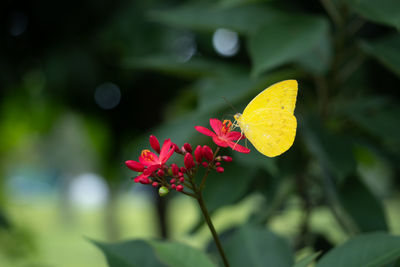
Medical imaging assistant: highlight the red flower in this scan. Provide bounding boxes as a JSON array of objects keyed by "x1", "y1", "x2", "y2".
[
  {"x1": 127, "y1": 137, "x2": 175, "y2": 184},
  {"x1": 195, "y1": 118, "x2": 250, "y2": 153},
  {"x1": 139, "y1": 139, "x2": 175, "y2": 169}
]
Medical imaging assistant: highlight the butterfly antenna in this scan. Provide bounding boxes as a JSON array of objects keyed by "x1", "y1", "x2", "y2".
[{"x1": 221, "y1": 96, "x2": 238, "y2": 113}]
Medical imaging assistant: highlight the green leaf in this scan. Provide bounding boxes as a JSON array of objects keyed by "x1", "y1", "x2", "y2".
[
  {"x1": 295, "y1": 30, "x2": 332, "y2": 75},
  {"x1": 203, "y1": 163, "x2": 256, "y2": 213},
  {"x1": 343, "y1": 0, "x2": 400, "y2": 29},
  {"x1": 224, "y1": 225, "x2": 294, "y2": 267},
  {"x1": 316, "y1": 232, "x2": 400, "y2": 267},
  {"x1": 293, "y1": 252, "x2": 321, "y2": 267},
  {"x1": 360, "y1": 34, "x2": 400, "y2": 77},
  {"x1": 249, "y1": 15, "x2": 329, "y2": 76},
  {"x1": 300, "y1": 115, "x2": 356, "y2": 180},
  {"x1": 338, "y1": 174, "x2": 388, "y2": 232},
  {"x1": 149, "y1": 240, "x2": 217, "y2": 267},
  {"x1": 91, "y1": 239, "x2": 166, "y2": 267},
  {"x1": 345, "y1": 104, "x2": 400, "y2": 148},
  {"x1": 149, "y1": 3, "x2": 284, "y2": 34}
]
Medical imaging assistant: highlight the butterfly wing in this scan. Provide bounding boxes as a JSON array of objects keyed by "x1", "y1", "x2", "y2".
[{"x1": 241, "y1": 80, "x2": 298, "y2": 157}]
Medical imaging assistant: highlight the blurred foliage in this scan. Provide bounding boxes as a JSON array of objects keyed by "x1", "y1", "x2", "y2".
[{"x1": 1, "y1": 0, "x2": 400, "y2": 266}]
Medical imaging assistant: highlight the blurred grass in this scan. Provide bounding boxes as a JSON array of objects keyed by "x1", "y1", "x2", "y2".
[{"x1": 1, "y1": 193, "x2": 399, "y2": 266}]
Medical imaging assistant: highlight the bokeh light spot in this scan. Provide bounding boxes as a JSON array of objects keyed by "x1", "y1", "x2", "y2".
[
  {"x1": 94, "y1": 82, "x2": 121, "y2": 110},
  {"x1": 212, "y1": 28, "x2": 240, "y2": 57},
  {"x1": 68, "y1": 173, "x2": 109, "y2": 209}
]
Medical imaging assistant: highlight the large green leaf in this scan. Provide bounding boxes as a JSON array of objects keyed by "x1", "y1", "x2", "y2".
[
  {"x1": 360, "y1": 34, "x2": 400, "y2": 77},
  {"x1": 224, "y1": 225, "x2": 294, "y2": 267},
  {"x1": 91, "y1": 239, "x2": 166, "y2": 267},
  {"x1": 248, "y1": 15, "x2": 329, "y2": 76},
  {"x1": 338, "y1": 174, "x2": 388, "y2": 232},
  {"x1": 316, "y1": 232, "x2": 400, "y2": 267},
  {"x1": 149, "y1": 240, "x2": 217, "y2": 267},
  {"x1": 343, "y1": 0, "x2": 400, "y2": 29},
  {"x1": 149, "y1": 3, "x2": 284, "y2": 34}
]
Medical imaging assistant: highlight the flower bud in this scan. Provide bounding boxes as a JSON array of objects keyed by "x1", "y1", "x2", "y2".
[
  {"x1": 125, "y1": 160, "x2": 145, "y2": 172},
  {"x1": 194, "y1": 145, "x2": 203, "y2": 163},
  {"x1": 139, "y1": 177, "x2": 152, "y2": 184},
  {"x1": 202, "y1": 162, "x2": 208, "y2": 168},
  {"x1": 222, "y1": 156, "x2": 233, "y2": 162},
  {"x1": 171, "y1": 164, "x2": 179, "y2": 176},
  {"x1": 171, "y1": 184, "x2": 176, "y2": 189},
  {"x1": 170, "y1": 178, "x2": 176, "y2": 184},
  {"x1": 180, "y1": 167, "x2": 187, "y2": 173},
  {"x1": 202, "y1": 145, "x2": 214, "y2": 162},
  {"x1": 157, "y1": 169, "x2": 165, "y2": 177},
  {"x1": 179, "y1": 177, "x2": 185, "y2": 182},
  {"x1": 176, "y1": 185, "x2": 184, "y2": 192},
  {"x1": 149, "y1": 135, "x2": 160, "y2": 154},
  {"x1": 152, "y1": 182, "x2": 159, "y2": 187},
  {"x1": 184, "y1": 153, "x2": 195, "y2": 169},
  {"x1": 183, "y1": 143, "x2": 192, "y2": 154},
  {"x1": 215, "y1": 156, "x2": 222, "y2": 161},
  {"x1": 216, "y1": 167, "x2": 224, "y2": 173},
  {"x1": 159, "y1": 186, "x2": 169, "y2": 196},
  {"x1": 173, "y1": 143, "x2": 182, "y2": 154},
  {"x1": 215, "y1": 162, "x2": 221, "y2": 167}
]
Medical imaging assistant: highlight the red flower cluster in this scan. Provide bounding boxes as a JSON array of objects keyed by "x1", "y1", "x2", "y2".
[
  {"x1": 125, "y1": 118, "x2": 249, "y2": 195},
  {"x1": 126, "y1": 135, "x2": 233, "y2": 194}
]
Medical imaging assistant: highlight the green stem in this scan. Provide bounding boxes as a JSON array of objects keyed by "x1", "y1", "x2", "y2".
[{"x1": 196, "y1": 191, "x2": 230, "y2": 267}]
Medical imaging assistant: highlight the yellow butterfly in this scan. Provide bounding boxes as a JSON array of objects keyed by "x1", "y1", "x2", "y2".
[{"x1": 234, "y1": 80, "x2": 298, "y2": 157}]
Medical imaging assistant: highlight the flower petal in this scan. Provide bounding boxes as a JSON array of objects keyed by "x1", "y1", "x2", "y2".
[
  {"x1": 212, "y1": 136, "x2": 229, "y2": 147},
  {"x1": 149, "y1": 135, "x2": 161, "y2": 154},
  {"x1": 227, "y1": 141, "x2": 250, "y2": 153},
  {"x1": 226, "y1": 131, "x2": 245, "y2": 141},
  {"x1": 125, "y1": 160, "x2": 145, "y2": 172},
  {"x1": 144, "y1": 164, "x2": 160, "y2": 175},
  {"x1": 210, "y1": 118, "x2": 223, "y2": 136},
  {"x1": 159, "y1": 139, "x2": 172, "y2": 161},
  {"x1": 139, "y1": 150, "x2": 160, "y2": 166},
  {"x1": 194, "y1": 126, "x2": 216, "y2": 137},
  {"x1": 162, "y1": 147, "x2": 175, "y2": 164}
]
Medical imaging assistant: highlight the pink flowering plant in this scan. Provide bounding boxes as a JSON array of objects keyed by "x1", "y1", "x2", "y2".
[{"x1": 125, "y1": 118, "x2": 249, "y2": 267}]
